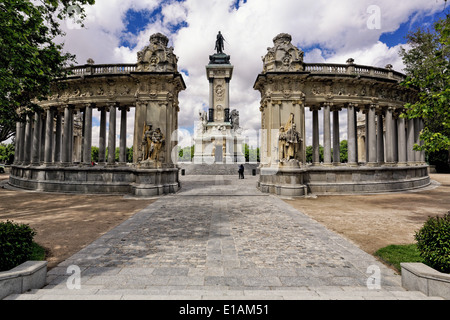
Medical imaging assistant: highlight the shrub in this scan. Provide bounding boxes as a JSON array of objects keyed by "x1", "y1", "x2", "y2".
[
  {"x1": 415, "y1": 213, "x2": 450, "y2": 273},
  {"x1": 0, "y1": 220, "x2": 36, "y2": 271}
]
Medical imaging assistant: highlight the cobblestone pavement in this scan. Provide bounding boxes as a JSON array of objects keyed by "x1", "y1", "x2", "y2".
[{"x1": 6, "y1": 175, "x2": 442, "y2": 300}]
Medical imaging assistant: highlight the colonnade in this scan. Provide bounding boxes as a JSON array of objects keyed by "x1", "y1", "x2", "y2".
[
  {"x1": 14, "y1": 103, "x2": 130, "y2": 167},
  {"x1": 309, "y1": 103, "x2": 425, "y2": 167}
]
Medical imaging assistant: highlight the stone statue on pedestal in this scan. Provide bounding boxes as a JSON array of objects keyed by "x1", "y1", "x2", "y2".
[
  {"x1": 278, "y1": 113, "x2": 301, "y2": 163},
  {"x1": 215, "y1": 31, "x2": 225, "y2": 54}
]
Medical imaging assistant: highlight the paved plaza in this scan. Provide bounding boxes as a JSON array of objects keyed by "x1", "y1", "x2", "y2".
[{"x1": 5, "y1": 174, "x2": 442, "y2": 300}]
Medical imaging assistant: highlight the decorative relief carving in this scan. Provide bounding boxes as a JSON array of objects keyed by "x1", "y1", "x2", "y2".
[
  {"x1": 136, "y1": 33, "x2": 178, "y2": 72},
  {"x1": 262, "y1": 33, "x2": 304, "y2": 73}
]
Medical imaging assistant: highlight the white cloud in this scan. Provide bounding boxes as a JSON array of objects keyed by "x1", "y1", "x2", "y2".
[{"x1": 57, "y1": 0, "x2": 445, "y2": 149}]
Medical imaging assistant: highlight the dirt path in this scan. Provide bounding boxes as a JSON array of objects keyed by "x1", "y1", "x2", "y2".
[{"x1": 284, "y1": 174, "x2": 450, "y2": 255}]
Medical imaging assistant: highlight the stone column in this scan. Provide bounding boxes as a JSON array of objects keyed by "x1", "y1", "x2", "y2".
[
  {"x1": 107, "y1": 103, "x2": 116, "y2": 165},
  {"x1": 311, "y1": 106, "x2": 320, "y2": 165},
  {"x1": 407, "y1": 118, "x2": 415, "y2": 164},
  {"x1": 17, "y1": 120, "x2": 26, "y2": 164},
  {"x1": 40, "y1": 113, "x2": 46, "y2": 163},
  {"x1": 385, "y1": 107, "x2": 395, "y2": 164},
  {"x1": 98, "y1": 107, "x2": 107, "y2": 164},
  {"x1": 14, "y1": 122, "x2": 22, "y2": 164},
  {"x1": 83, "y1": 104, "x2": 93, "y2": 165},
  {"x1": 393, "y1": 115, "x2": 398, "y2": 163},
  {"x1": 397, "y1": 116, "x2": 407, "y2": 165},
  {"x1": 68, "y1": 109, "x2": 74, "y2": 163},
  {"x1": 31, "y1": 111, "x2": 41, "y2": 165},
  {"x1": 376, "y1": 109, "x2": 384, "y2": 164},
  {"x1": 332, "y1": 106, "x2": 341, "y2": 165},
  {"x1": 54, "y1": 111, "x2": 62, "y2": 163},
  {"x1": 62, "y1": 105, "x2": 72, "y2": 165},
  {"x1": 44, "y1": 108, "x2": 54, "y2": 165},
  {"x1": 119, "y1": 106, "x2": 128, "y2": 164},
  {"x1": 347, "y1": 103, "x2": 357, "y2": 166},
  {"x1": 367, "y1": 105, "x2": 377, "y2": 165},
  {"x1": 322, "y1": 103, "x2": 332, "y2": 165},
  {"x1": 23, "y1": 114, "x2": 33, "y2": 165}
]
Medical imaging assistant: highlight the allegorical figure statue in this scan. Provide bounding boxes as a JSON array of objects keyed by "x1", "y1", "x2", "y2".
[
  {"x1": 149, "y1": 128, "x2": 165, "y2": 162},
  {"x1": 278, "y1": 113, "x2": 301, "y2": 162},
  {"x1": 141, "y1": 123, "x2": 165, "y2": 163},
  {"x1": 215, "y1": 31, "x2": 225, "y2": 54}
]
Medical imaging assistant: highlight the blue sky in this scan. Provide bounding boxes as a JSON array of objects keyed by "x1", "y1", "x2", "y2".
[{"x1": 58, "y1": 0, "x2": 448, "y2": 148}]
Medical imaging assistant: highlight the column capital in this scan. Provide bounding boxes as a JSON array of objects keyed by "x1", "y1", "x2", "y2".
[
  {"x1": 309, "y1": 105, "x2": 321, "y2": 111},
  {"x1": 118, "y1": 105, "x2": 131, "y2": 112}
]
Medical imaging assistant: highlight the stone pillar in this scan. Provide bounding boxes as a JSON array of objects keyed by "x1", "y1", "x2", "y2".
[
  {"x1": 40, "y1": 113, "x2": 46, "y2": 163},
  {"x1": 119, "y1": 106, "x2": 128, "y2": 164},
  {"x1": 312, "y1": 107, "x2": 320, "y2": 165},
  {"x1": 407, "y1": 118, "x2": 415, "y2": 164},
  {"x1": 385, "y1": 107, "x2": 394, "y2": 164},
  {"x1": 367, "y1": 105, "x2": 377, "y2": 165},
  {"x1": 322, "y1": 103, "x2": 331, "y2": 165},
  {"x1": 332, "y1": 107, "x2": 340, "y2": 165},
  {"x1": 107, "y1": 104, "x2": 116, "y2": 165},
  {"x1": 393, "y1": 115, "x2": 398, "y2": 163},
  {"x1": 31, "y1": 111, "x2": 41, "y2": 165},
  {"x1": 397, "y1": 116, "x2": 407, "y2": 165},
  {"x1": 68, "y1": 109, "x2": 74, "y2": 163},
  {"x1": 14, "y1": 122, "x2": 22, "y2": 164},
  {"x1": 347, "y1": 103, "x2": 357, "y2": 166},
  {"x1": 54, "y1": 111, "x2": 62, "y2": 163},
  {"x1": 44, "y1": 108, "x2": 54, "y2": 165},
  {"x1": 17, "y1": 120, "x2": 26, "y2": 164},
  {"x1": 98, "y1": 107, "x2": 107, "y2": 164},
  {"x1": 83, "y1": 104, "x2": 93, "y2": 165},
  {"x1": 62, "y1": 105, "x2": 72, "y2": 165},
  {"x1": 376, "y1": 110, "x2": 384, "y2": 164},
  {"x1": 23, "y1": 114, "x2": 33, "y2": 165}
]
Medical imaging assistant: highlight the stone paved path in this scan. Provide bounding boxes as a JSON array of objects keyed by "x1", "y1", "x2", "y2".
[{"x1": 5, "y1": 175, "x2": 442, "y2": 300}]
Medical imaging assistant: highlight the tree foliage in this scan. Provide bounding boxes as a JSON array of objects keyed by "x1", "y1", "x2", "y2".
[
  {"x1": 400, "y1": 14, "x2": 450, "y2": 153},
  {"x1": 0, "y1": 0, "x2": 95, "y2": 142}
]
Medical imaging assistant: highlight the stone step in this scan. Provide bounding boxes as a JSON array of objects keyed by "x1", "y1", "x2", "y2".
[{"x1": 5, "y1": 287, "x2": 442, "y2": 300}]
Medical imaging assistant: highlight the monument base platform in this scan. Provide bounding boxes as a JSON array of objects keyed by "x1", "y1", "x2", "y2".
[
  {"x1": 258, "y1": 164, "x2": 431, "y2": 196},
  {"x1": 8, "y1": 164, "x2": 179, "y2": 197}
]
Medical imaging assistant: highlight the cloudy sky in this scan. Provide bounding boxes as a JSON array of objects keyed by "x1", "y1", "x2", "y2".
[{"x1": 57, "y1": 0, "x2": 447, "y2": 148}]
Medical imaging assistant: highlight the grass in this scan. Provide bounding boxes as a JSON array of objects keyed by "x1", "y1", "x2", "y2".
[{"x1": 375, "y1": 244, "x2": 424, "y2": 273}]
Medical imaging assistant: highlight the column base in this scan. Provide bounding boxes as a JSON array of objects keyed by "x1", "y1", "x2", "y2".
[{"x1": 365, "y1": 162, "x2": 379, "y2": 167}]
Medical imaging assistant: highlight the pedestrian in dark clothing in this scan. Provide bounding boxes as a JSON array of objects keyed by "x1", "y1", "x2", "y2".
[{"x1": 238, "y1": 164, "x2": 244, "y2": 179}]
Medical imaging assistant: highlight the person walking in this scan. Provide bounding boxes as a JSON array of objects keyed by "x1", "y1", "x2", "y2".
[{"x1": 238, "y1": 164, "x2": 244, "y2": 179}]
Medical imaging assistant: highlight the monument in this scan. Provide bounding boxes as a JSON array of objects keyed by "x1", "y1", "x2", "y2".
[
  {"x1": 9, "y1": 33, "x2": 186, "y2": 196},
  {"x1": 193, "y1": 32, "x2": 245, "y2": 164},
  {"x1": 254, "y1": 33, "x2": 429, "y2": 196}
]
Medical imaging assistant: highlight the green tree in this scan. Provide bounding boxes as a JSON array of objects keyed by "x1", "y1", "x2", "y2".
[
  {"x1": 0, "y1": 143, "x2": 15, "y2": 164},
  {"x1": 91, "y1": 146, "x2": 99, "y2": 162},
  {"x1": 305, "y1": 145, "x2": 324, "y2": 163},
  {"x1": 400, "y1": 14, "x2": 450, "y2": 156},
  {"x1": 338, "y1": 140, "x2": 348, "y2": 163},
  {"x1": 0, "y1": 0, "x2": 95, "y2": 142}
]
